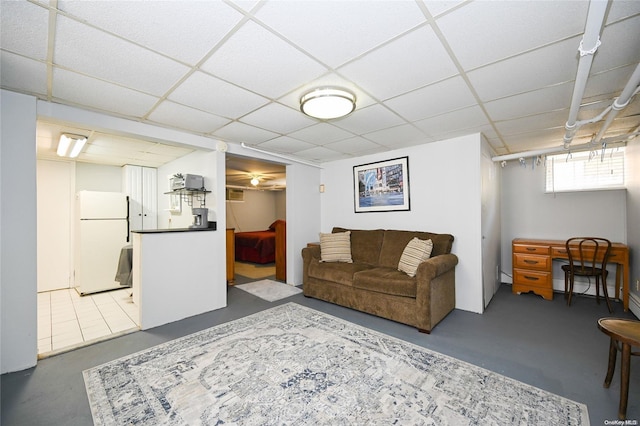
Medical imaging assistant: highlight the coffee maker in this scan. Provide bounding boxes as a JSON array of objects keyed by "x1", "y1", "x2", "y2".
[{"x1": 190, "y1": 207, "x2": 208, "y2": 229}]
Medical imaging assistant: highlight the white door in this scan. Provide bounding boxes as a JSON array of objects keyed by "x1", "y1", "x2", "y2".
[
  {"x1": 141, "y1": 167, "x2": 157, "y2": 230},
  {"x1": 37, "y1": 160, "x2": 73, "y2": 292}
]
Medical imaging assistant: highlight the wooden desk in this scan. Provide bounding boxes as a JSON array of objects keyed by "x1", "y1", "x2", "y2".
[{"x1": 512, "y1": 238, "x2": 630, "y2": 311}]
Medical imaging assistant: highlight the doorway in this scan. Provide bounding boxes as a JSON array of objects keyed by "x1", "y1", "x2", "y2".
[{"x1": 225, "y1": 154, "x2": 286, "y2": 285}]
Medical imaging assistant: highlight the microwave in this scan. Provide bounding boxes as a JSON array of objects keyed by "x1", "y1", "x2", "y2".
[{"x1": 171, "y1": 174, "x2": 204, "y2": 191}]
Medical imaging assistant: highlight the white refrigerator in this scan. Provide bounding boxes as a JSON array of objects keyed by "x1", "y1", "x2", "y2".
[{"x1": 74, "y1": 191, "x2": 129, "y2": 295}]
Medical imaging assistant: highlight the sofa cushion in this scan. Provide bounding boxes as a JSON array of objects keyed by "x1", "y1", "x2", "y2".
[
  {"x1": 379, "y1": 230, "x2": 453, "y2": 268},
  {"x1": 353, "y1": 267, "x2": 417, "y2": 298},
  {"x1": 320, "y1": 231, "x2": 352, "y2": 263},
  {"x1": 398, "y1": 238, "x2": 433, "y2": 277},
  {"x1": 308, "y1": 259, "x2": 371, "y2": 286},
  {"x1": 333, "y1": 227, "x2": 384, "y2": 266}
]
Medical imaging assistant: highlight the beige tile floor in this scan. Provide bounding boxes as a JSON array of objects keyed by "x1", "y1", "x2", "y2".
[{"x1": 37, "y1": 288, "x2": 139, "y2": 356}]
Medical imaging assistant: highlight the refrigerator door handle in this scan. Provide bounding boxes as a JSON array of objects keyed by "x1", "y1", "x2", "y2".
[{"x1": 126, "y1": 196, "x2": 130, "y2": 243}]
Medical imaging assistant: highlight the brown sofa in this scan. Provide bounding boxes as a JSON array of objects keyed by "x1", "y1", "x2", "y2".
[{"x1": 302, "y1": 227, "x2": 458, "y2": 333}]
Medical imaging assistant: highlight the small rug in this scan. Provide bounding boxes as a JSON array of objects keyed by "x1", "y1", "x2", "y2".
[
  {"x1": 235, "y1": 261, "x2": 276, "y2": 279},
  {"x1": 83, "y1": 303, "x2": 589, "y2": 425},
  {"x1": 235, "y1": 279, "x2": 302, "y2": 302}
]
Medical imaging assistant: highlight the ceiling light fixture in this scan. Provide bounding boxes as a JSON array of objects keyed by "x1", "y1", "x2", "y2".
[
  {"x1": 57, "y1": 133, "x2": 87, "y2": 158},
  {"x1": 300, "y1": 87, "x2": 356, "y2": 120},
  {"x1": 250, "y1": 177, "x2": 259, "y2": 186}
]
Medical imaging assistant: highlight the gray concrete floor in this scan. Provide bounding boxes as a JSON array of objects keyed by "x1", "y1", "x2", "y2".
[{"x1": 2, "y1": 279, "x2": 638, "y2": 425}]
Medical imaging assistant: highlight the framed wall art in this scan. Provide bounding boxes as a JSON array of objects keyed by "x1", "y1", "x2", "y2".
[{"x1": 353, "y1": 156, "x2": 410, "y2": 213}]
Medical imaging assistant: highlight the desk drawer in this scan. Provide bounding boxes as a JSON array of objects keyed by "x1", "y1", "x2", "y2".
[
  {"x1": 513, "y1": 269, "x2": 552, "y2": 289},
  {"x1": 513, "y1": 253, "x2": 551, "y2": 271},
  {"x1": 513, "y1": 244, "x2": 550, "y2": 255}
]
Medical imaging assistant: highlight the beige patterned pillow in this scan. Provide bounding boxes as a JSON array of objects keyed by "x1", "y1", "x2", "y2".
[
  {"x1": 398, "y1": 238, "x2": 433, "y2": 277},
  {"x1": 320, "y1": 231, "x2": 353, "y2": 263}
]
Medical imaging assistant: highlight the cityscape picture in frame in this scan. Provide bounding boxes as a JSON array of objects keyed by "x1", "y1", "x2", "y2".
[{"x1": 353, "y1": 156, "x2": 410, "y2": 213}]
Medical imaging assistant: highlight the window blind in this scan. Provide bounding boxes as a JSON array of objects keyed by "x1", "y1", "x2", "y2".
[{"x1": 545, "y1": 147, "x2": 625, "y2": 192}]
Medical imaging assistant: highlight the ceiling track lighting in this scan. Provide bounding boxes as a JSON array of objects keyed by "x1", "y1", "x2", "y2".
[
  {"x1": 300, "y1": 87, "x2": 356, "y2": 120},
  {"x1": 57, "y1": 133, "x2": 87, "y2": 158}
]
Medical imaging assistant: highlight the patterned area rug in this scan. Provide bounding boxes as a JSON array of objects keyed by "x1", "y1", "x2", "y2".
[
  {"x1": 83, "y1": 303, "x2": 589, "y2": 425},
  {"x1": 236, "y1": 279, "x2": 302, "y2": 302}
]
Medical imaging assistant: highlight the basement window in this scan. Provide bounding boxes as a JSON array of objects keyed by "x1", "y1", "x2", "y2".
[{"x1": 545, "y1": 147, "x2": 625, "y2": 193}]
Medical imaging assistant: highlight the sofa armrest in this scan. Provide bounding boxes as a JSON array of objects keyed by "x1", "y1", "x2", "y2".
[
  {"x1": 414, "y1": 253, "x2": 459, "y2": 332},
  {"x1": 415, "y1": 253, "x2": 458, "y2": 280},
  {"x1": 301, "y1": 245, "x2": 321, "y2": 285}
]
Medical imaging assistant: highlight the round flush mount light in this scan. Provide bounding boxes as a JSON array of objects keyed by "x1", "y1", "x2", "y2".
[{"x1": 300, "y1": 87, "x2": 356, "y2": 120}]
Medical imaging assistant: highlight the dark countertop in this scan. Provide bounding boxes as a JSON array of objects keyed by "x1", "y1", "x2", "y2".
[{"x1": 132, "y1": 226, "x2": 216, "y2": 234}]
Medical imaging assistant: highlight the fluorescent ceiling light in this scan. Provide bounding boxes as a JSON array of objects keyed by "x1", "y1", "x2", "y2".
[
  {"x1": 57, "y1": 133, "x2": 87, "y2": 158},
  {"x1": 300, "y1": 87, "x2": 356, "y2": 120}
]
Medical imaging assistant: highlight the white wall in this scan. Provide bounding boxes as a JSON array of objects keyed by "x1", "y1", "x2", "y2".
[
  {"x1": 1, "y1": 90, "x2": 38, "y2": 374},
  {"x1": 320, "y1": 134, "x2": 486, "y2": 313},
  {"x1": 76, "y1": 162, "x2": 122, "y2": 192},
  {"x1": 500, "y1": 155, "x2": 628, "y2": 295},
  {"x1": 226, "y1": 189, "x2": 282, "y2": 232}
]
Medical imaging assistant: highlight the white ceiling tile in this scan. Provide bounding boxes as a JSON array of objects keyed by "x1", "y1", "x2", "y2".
[
  {"x1": 228, "y1": 0, "x2": 260, "y2": 12},
  {"x1": 422, "y1": 1, "x2": 467, "y2": 18},
  {"x1": 495, "y1": 110, "x2": 568, "y2": 137},
  {"x1": 484, "y1": 83, "x2": 574, "y2": 122},
  {"x1": 606, "y1": 0, "x2": 640, "y2": 24},
  {"x1": 212, "y1": 122, "x2": 279, "y2": 144},
  {"x1": 333, "y1": 104, "x2": 405, "y2": 135},
  {"x1": 364, "y1": 124, "x2": 428, "y2": 147},
  {"x1": 148, "y1": 101, "x2": 230, "y2": 134},
  {"x1": 54, "y1": 16, "x2": 189, "y2": 96},
  {"x1": 257, "y1": 137, "x2": 315, "y2": 154},
  {"x1": 201, "y1": 21, "x2": 327, "y2": 99},
  {"x1": 584, "y1": 63, "x2": 640, "y2": 101},
  {"x1": 592, "y1": 16, "x2": 640, "y2": 73},
  {"x1": 339, "y1": 26, "x2": 459, "y2": 101},
  {"x1": 58, "y1": 1, "x2": 243, "y2": 65},
  {"x1": 467, "y1": 37, "x2": 581, "y2": 102},
  {"x1": 292, "y1": 146, "x2": 346, "y2": 162},
  {"x1": 289, "y1": 123, "x2": 354, "y2": 145},
  {"x1": 169, "y1": 71, "x2": 269, "y2": 119},
  {"x1": 385, "y1": 76, "x2": 476, "y2": 122},
  {"x1": 323, "y1": 137, "x2": 383, "y2": 155},
  {"x1": 414, "y1": 106, "x2": 489, "y2": 137},
  {"x1": 0, "y1": 1, "x2": 49, "y2": 60},
  {"x1": 240, "y1": 103, "x2": 316, "y2": 134},
  {"x1": 0, "y1": 52, "x2": 47, "y2": 96},
  {"x1": 52, "y1": 69, "x2": 160, "y2": 118},
  {"x1": 255, "y1": 0, "x2": 425, "y2": 67},
  {"x1": 500, "y1": 128, "x2": 567, "y2": 152},
  {"x1": 437, "y1": 1, "x2": 588, "y2": 69}
]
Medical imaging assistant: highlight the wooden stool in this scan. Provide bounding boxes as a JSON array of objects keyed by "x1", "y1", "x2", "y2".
[{"x1": 597, "y1": 318, "x2": 640, "y2": 420}]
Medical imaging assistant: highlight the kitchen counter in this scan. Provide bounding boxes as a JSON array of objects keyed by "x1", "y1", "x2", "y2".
[
  {"x1": 132, "y1": 226, "x2": 226, "y2": 330},
  {"x1": 133, "y1": 223, "x2": 216, "y2": 233}
]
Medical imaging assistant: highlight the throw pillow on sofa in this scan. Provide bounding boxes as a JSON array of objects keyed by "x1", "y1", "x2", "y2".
[
  {"x1": 398, "y1": 237, "x2": 433, "y2": 277},
  {"x1": 320, "y1": 231, "x2": 353, "y2": 263}
]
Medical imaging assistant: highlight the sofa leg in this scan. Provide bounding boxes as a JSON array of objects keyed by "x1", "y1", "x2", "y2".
[{"x1": 418, "y1": 328, "x2": 431, "y2": 334}]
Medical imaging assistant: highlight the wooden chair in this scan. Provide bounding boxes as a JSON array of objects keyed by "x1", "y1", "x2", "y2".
[
  {"x1": 562, "y1": 237, "x2": 613, "y2": 313},
  {"x1": 597, "y1": 318, "x2": 640, "y2": 420}
]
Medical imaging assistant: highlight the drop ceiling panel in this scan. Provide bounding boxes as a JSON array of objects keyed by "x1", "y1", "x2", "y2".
[
  {"x1": 257, "y1": 136, "x2": 315, "y2": 154},
  {"x1": 333, "y1": 104, "x2": 405, "y2": 135},
  {"x1": 495, "y1": 110, "x2": 568, "y2": 137},
  {"x1": 57, "y1": 0, "x2": 244, "y2": 65},
  {"x1": 364, "y1": 124, "x2": 428, "y2": 147},
  {"x1": 54, "y1": 15, "x2": 189, "y2": 96},
  {"x1": 385, "y1": 76, "x2": 477, "y2": 122},
  {"x1": 436, "y1": 1, "x2": 588, "y2": 70},
  {"x1": 414, "y1": 106, "x2": 490, "y2": 137},
  {"x1": 148, "y1": 101, "x2": 230, "y2": 134},
  {"x1": 323, "y1": 136, "x2": 383, "y2": 155},
  {"x1": 467, "y1": 37, "x2": 581, "y2": 102},
  {"x1": 338, "y1": 26, "x2": 459, "y2": 101},
  {"x1": 293, "y1": 145, "x2": 346, "y2": 162},
  {"x1": 52, "y1": 69, "x2": 160, "y2": 118},
  {"x1": 288, "y1": 123, "x2": 354, "y2": 145},
  {"x1": 591, "y1": 16, "x2": 640, "y2": 74},
  {"x1": 213, "y1": 122, "x2": 279, "y2": 145},
  {"x1": 169, "y1": 71, "x2": 269, "y2": 118},
  {"x1": 0, "y1": 52, "x2": 47, "y2": 96},
  {"x1": 484, "y1": 83, "x2": 574, "y2": 122},
  {"x1": 0, "y1": 1, "x2": 49, "y2": 60},
  {"x1": 200, "y1": 21, "x2": 326, "y2": 99},
  {"x1": 607, "y1": 0, "x2": 640, "y2": 23},
  {"x1": 256, "y1": 1, "x2": 425, "y2": 68},
  {"x1": 240, "y1": 103, "x2": 316, "y2": 134}
]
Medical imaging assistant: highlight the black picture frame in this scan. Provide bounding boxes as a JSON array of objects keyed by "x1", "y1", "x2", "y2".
[{"x1": 353, "y1": 156, "x2": 410, "y2": 213}]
